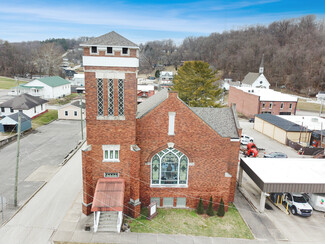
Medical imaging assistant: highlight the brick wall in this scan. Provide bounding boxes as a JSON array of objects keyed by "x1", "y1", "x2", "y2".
[
  {"x1": 258, "y1": 101, "x2": 297, "y2": 115},
  {"x1": 228, "y1": 86, "x2": 260, "y2": 118},
  {"x1": 136, "y1": 92, "x2": 240, "y2": 211}
]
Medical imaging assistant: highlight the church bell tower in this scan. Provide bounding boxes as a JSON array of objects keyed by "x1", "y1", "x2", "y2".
[{"x1": 80, "y1": 31, "x2": 141, "y2": 217}]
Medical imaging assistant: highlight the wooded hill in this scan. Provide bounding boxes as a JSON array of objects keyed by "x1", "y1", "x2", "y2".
[{"x1": 140, "y1": 15, "x2": 325, "y2": 95}]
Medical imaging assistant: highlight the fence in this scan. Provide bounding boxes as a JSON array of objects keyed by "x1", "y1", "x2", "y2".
[{"x1": 287, "y1": 139, "x2": 324, "y2": 156}]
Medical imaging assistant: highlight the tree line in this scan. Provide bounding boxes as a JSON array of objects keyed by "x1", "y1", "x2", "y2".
[
  {"x1": 140, "y1": 15, "x2": 325, "y2": 95},
  {"x1": 0, "y1": 15, "x2": 324, "y2": 95}
]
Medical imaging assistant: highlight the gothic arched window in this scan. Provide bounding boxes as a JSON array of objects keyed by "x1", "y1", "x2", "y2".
[{"x1": 151, "y1": 148, "x2": 188, "y2": 186}]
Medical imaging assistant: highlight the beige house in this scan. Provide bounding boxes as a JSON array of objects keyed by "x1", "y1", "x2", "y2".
[
  {"x1": 58, "y1": 101, "x2": 85, "y2": 120},
  {"x1": 254, "y1": 114, "x2": 311, "y2": 145}
]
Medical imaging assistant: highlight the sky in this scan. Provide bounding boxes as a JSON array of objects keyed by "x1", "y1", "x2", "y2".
[{"x1": 0, "y1": 0, "x2": 324, "y2": 45}]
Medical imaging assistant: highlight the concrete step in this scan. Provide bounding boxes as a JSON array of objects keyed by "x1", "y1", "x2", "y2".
[{"x1": 97, "y1": 227, "x2": 117, "y2": 232}]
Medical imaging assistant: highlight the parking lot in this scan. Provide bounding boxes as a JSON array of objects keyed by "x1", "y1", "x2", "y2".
[{"x1": 239, "y1": 119, "x2": 325, "y2": 243}]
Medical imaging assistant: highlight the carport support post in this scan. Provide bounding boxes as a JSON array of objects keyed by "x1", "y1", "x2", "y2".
[
  {"x1": 238, "y1": 166, "x2": 243, "y2": 187},
  {"x1": 260, "y1": 191, "x2": 266, "y2": 212},
  {"x1": 14, "y1": 110, "x2": 22, "y2": 207}
]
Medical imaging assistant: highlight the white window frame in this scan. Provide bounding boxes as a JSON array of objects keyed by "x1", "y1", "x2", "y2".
[
  {"x1": 74, "y1": 111, "x2": 78, "y2": 116},
  {"x1": 105, "y1": 47, "x2": 114, "y2": 55},
  {"x1": 90, "y1": 46, "x2": 98, "y2": 54},
  {"x1": 121, "y1": 47, "x2": 129, "y2": 56},
  {"x1": 150, "y1": 147, "x2": 189, "y2": 188},
  {"x1": 168, "y1": 112, "x2": 176, "y2": 135},
  {"x1": 65, "y1": 111, "x2": 68, "y2": 116},
  {"x1": 280, "y1": 103, "x2": 284, "y2": 109},
  {"x1": 289, "y1": 103, "x2": 292, "y2": 109},
  {"x1": 262, "y1": 103, "x2": 265, "y2": 109},
  {"x1": 102, "y1": 145, "x2": 120, "y2": 162},
  {"x1": 269, "y1": 103, "x2": 273, "y2": 109}
]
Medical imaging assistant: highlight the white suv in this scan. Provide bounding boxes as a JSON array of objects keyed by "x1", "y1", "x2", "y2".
[
  {"x1": 241, "y1": 134, "x2": 254, "y2": 145},
  {"x1": 283, "y1": 193, "x2": 313, "y2": 217}
]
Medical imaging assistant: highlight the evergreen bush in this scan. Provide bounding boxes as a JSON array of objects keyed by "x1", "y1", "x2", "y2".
[
  {"x1": 207, "y1": 196, "x2": 214, "y2": 216},
  {"x1": 197, "y1": 197, "x2": 204, "y2": 214},
  {"x1": 217, "y1": 198, "x2": 225, "y2": 217}
]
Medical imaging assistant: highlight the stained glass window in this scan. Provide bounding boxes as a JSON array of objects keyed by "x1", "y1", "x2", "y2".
[{"x1": 151, "y1": 148, "x2": 188, "y2": 186}]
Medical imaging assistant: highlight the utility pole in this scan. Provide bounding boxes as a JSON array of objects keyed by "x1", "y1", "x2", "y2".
[{"x1": 14, "y1": 110, "x2": 22, "y2": 207}]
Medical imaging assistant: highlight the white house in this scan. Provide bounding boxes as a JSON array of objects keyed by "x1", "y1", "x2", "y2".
[
  {"x1": 241, "y1": 55, "x2": 270, "y2": 89},
  {"x1": 0, "y1": 93, "x2": 48, "y2": 119},
  {"x1": 221, "y1": 79, "x2": 241, "y2": 91},
  {"x1": 58, "y1": 100, "x2": 85, "y2": 120},
  {"x1": 10, "y1": 76, "x2": 71, "y2": 99},
  {"x1": 159, "y1": 71, "x2": 173, "y2": 84},
  {"x1": 71, "y1": 73, "x2": 85, "y2": 86}
]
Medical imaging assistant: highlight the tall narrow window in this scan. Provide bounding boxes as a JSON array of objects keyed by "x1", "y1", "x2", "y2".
[
  {"x1": 118, "y1": 79, "x2": 124, "y2": 116},
  {"x1": 168, "y1": 112, "x2": 176, "y2": 135},
  {"x1": 107, "y1": 79, "x2": 114, "y2": 116},
  {"x1": 262, "y1": 103, "x2": 265, "y2": 109},
  {"x1": 289, "y1": 103, "x2": 292, "y2": 109},
  {"x1": 97, "y1": 79, "x2": 104, "y2": 116},
  {"x1": 269, "y1": 103, "x2": 273, "y2": 109},
  {"x1": 280, "y1": 103, "x2": 284, "y2": 109}
]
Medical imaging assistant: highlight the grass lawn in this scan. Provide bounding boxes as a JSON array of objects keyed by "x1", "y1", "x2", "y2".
[
  {"x1": 297, "y1": 98, "x2": 325, "y2": 113},
  {"x1": 32, "y1": 109, "x2": 58, "y2": 128},
  {"x1": 128, "y1": 204, "x2": 253, "y2": 239},
  {"x1": 48, "y1": 93, "x2": 79, "y2": 105},
  {"x1": 0, "y1": 76, "x2": 27, "y2": 89}
]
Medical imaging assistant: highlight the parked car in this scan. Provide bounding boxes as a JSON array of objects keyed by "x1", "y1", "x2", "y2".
[
  {"x1": 283, "y1": 193, "x2": 313, "y2": 216},
  {"x1": 241, "y1": 134, "x2": 254, "y2": 145},
  {"x1": 264, "y1": 152, "x2": 288, "y2": 158},
  {"x1": 248, "y1": 118, "x2": 255, "y2": 123},
  {"x1": 304, "y1": 193, "x2": 325, "y2": 212}
]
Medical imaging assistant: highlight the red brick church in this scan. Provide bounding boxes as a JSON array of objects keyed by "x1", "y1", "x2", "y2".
[{"x1": 81, "y1": 31, "x2": 241, "y2": 232}]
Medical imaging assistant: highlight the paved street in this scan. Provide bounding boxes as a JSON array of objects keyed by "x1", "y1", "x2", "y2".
[
  {"x1": 0, "y1": 120, "x2": 83, "y2": 224},
  {"x1": 0, "y1": 142, "x2": 84, "y2": 244}
]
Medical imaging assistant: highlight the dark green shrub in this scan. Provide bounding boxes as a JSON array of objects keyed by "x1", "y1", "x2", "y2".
[
  {"x1": 197, "y1": 197, "x2": 204, "y2": 214},
  {"x1": 217, "y1": 198, "x2": 225, "y2": 217},
  {"x1": 207, "y1": 196, "x2": 214, "y2": 216}
]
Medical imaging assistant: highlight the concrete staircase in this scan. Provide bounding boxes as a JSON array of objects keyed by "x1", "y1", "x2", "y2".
[{"x1": 97, "y1": 211, "x2": 119, "y2": 232}]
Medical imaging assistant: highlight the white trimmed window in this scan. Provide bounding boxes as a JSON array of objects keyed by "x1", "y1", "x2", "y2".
[
  {"x1": 103, "y1": 145, "x2": 120, "y2": 162},
  {"x1": 74, "y1": 111, "x2": 77, "y2": 116},
  {"x1": 122, "y1": 48, "x2": 129, "y2": 55},
  {"x1": 65, "y1": 111, "x2": 68, "y2": 116},
  {"x1": 106, "y1": 47, "x2": 113, "y2": 54},
  {"x1": 168, "y1": 112, "x2": 176, "y2": 135},
  {"x1": 280, "y1": 103, "x2": 284, "y2": 109},
  {"x1": 91, "y1": 46, "x2": 98, "y2": 54},
  {"x1": 262, "y1": 103, "x2": 265, "y2": 109},
  {"x1": 289, "y1": 103, "x2": 292, "y2": 109},
  {"x1": 269, "y1": 103, "x2": 273, "y2": 109}
]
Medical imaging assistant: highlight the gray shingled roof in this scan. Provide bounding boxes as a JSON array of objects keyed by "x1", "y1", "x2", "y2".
[
  {"x1": 256, "y1": 113, "x2": 311, "y2": 132},
  {"x1": 8, "y1": 112, "x2": 31, "y2": 123},
  {"x1": 0, "y1": 93, "x2": 48, "y2": 110},
  {"x1": 136, "y1": 89, "x2": 239, "y2": 138},
  {"x1": 71, "y1": 100, "x2": 86, "y2": 109},
  {"x1": 190, "y1": 107, "x2": 239, "y2": 138},
  {"x1": 242, "y1": 72, "x2": 260, "y2": 85},
  {"x1": 136, "y1": 89, "x2": 168, "y2": 118},
  {"x1": 81, "y1": 31, "x2": 138, "y2": 47}
]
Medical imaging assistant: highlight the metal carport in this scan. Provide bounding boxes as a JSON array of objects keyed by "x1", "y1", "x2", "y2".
[{"x1": 238, "y1": 158, "x2": 325, "y2": 212}]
